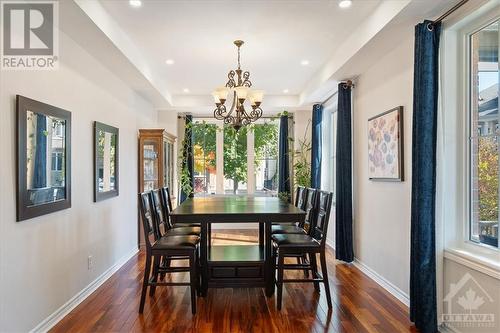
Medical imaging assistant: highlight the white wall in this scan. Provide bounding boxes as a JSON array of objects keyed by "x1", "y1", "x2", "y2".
[
  {"x1": 0, "y1": 31, "x2": 159, "y2": 331},
  {"x1": 352, "y1": 32, "x2": 414, "y2": 298}
]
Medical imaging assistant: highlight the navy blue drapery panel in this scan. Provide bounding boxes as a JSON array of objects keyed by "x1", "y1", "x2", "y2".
[
  {"x1": 311, "y1": 104, "x2": 322, "y2": 189},
  {"x1": 33, "y1": 114, "x2": 47, "y2": 188},
  {"x1": 180, "y1": 115, "x2": 194, "y2": 203},
  {"x1": 335, "y1": 83, "x2": 354, "y2": 263},
  {"x1": 410, "y1": 20, "x2": 440, "y2": 333},
  {"x1": 278, "y1": 115, "x2": 291, "y2": 201}
]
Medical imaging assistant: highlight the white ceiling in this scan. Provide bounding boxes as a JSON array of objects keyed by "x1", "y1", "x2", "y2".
[
  {"x1": 97, "y1": 0, "x2": 380, "y2": 98},
  {"x1": 74, "y1": 0, "x2": 459, "y2": 112}
]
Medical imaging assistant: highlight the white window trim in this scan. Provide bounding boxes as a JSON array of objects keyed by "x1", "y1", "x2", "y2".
[{"x1": 438, "y1": 0, "x2": 500, "y2": 281}]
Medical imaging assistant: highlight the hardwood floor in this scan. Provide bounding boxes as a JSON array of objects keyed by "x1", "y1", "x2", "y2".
[{"x1": 51, "y1": 230, "x2": 418, "y2": 333}]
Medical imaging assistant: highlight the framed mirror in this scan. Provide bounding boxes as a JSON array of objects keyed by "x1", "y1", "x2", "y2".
[
  {"x1": 94, "y1": 121, "x2": 119, "y2": 202},
  {"x1": 17, "y1": 95, "x2": 71, "y2": 221}
]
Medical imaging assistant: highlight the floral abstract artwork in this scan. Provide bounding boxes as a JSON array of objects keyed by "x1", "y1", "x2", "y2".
[{"x1": 367, "y1": 106, "x2": 404, "y2": 181}]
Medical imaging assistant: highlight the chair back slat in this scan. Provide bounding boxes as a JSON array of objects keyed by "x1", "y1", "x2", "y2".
[
  {"x1": 164, "y1": 187, "x2": 174, "y2": 212},
  {"x1": 300, "y1": 188, "x2": 317, "y2": 231},
  {"x1": 160, "y1": 187, "x2": 173, "y2": 228},
  {"x1": 310, "y1": 190, "x2": 334, "y2": 245},
  {"x1": 294, "y1": 186, "x2": 306, "y2": 210},
  {"x1": 151, "y1": 189, "x2": 169, "y2": 237},
  {"x1": 138, "y1": 192, "x2": 157, "y2": 249}
]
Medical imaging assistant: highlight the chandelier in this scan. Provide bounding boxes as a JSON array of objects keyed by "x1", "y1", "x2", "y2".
[{"x1": 212, "y1": 40, "x2": 264, "y2": 131}]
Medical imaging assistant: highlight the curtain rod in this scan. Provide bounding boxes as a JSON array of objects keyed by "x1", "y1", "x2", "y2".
[
  {"x1": 320, "y1": 79, "x2": 354, "y2": 105},
  {"x1": 428, "y1": 0, "x2": 469, "y2": 31}
]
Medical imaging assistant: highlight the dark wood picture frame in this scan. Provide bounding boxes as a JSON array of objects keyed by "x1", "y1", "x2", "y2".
[
  {"x1": 16, "y1": 95, "x2": 72, "y2": 221},
  {"x1": 367, "y1": 106, "x2": 404, "y2": 181},
  {"x1": 94, "y1": 121, "x2": 119, "y2": 202}
]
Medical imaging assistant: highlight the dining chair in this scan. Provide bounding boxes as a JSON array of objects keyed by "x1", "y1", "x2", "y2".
[
  {"x1": 271, "y1": 188, "x2": 317, "y2": 277},
  {"x1": 272, "y1": 186, "x2": 307, "y2": 227},
  {"x1": 271, "y1": 188, "x2": 316, "y2": 235},
  {"x1": 160, "y1": 187, "x2": 200, "y2": 228},
  {"x1": 138, "y1": 192, "x2": 200, "y2": 314},
  {"x1": 272, "y1": 190, "x2": 334, "y2": 310},
  {"x1": 151, "y1": 189, "x2": 200, "y2": 236}
]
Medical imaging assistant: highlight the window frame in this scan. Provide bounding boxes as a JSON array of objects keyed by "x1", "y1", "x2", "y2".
[
  {"x1": 465, "y1": 17, "x2": 500, "y2": 251},
  {"x1": 439, "y1": 3, "x2": 500, "y2": 274}
]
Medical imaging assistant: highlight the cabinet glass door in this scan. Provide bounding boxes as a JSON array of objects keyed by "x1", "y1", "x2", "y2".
[{"x1": 143, "y1": 140, "x2": 159, "y2": 191}]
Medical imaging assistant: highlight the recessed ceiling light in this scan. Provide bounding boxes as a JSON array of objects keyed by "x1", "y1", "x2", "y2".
[
  {"x1": 300, "y1": 60, "x2": 309, "y2": 66},
  {"x1": 183, "y1": 88, "x2": 190, "y2": 93},
  {"x1": 338, "y1": 0, "x2": 352, "y2": 9},
  {"x1": 283, "y1": 89, "x2": 289, "y2": 94},
  {"x1": 165, "y1": 59, "x2": 175, "y2": 65},
  {"x1": 129, "y1": 0, "x2": 142, "y2": 8}
]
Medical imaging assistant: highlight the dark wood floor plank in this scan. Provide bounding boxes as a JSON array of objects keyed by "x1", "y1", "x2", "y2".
[{"x1": 50, "y1": 231, "x2": 418, "y2": 333}]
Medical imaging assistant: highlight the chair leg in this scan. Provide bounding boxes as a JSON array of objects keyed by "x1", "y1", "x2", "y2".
[
  {"x1": 276, "y1": 253, "x2": 285, "y2": 310},
  {"x1": 159, "y1": 255, "x2": 170, "y2": 280},
  {"x1": 149, "y1": 255, "x2": 160, "y2": 296},
  {"x1": 319, "y1": 251, "x2": 332, "y2": 308},
  {"x1": 302, "y1": 254, "x2": 309, "y2": 277},
  {"x1": 189, "y1": 253, "x2": 197, "y2": 315},
  {"x1": 139, "y1": 254, "x2": 152, "y2": 313},
  {"x1": 309, "y1": 253, "x2": 320, "y2": 292},
  {"x1": 208, "y1": 223, "x2": 212, "y2": 246}
]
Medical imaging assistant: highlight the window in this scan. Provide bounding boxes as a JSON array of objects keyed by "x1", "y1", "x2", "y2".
[
  {"x1": 254, "y1": 121, "x2": 279, "y2": 195},
  {"x1": 469, "y1": 20, "x2": 499, "y2": 249},
  {"x1": 192, "y1": 121, "x2": 217, "y2": 196},
  {"x1": 51, "y1": 151, "x2": 63, "y2": 171},
  {"x1": 321, "y1": 95, "x2": 338, "y2": 194},
  {"x1": 191, "y1": 118, "x2": 281, "y2": 196}
]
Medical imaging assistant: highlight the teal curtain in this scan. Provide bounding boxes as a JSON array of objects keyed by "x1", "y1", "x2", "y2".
[
  {"x1": 278, "y1": 115, "x2": 291, "y2": 201},
  {"x1": 180, "y1": 115, "x2": 193, "y2": 203},
  {"x1": 311, "y1": 104, "x2": 322, "y2": 189},
  {"x1": 410, "y1": 20, "x2": 441, "y2": 333},
  {"x1": 335, "y1": 83, "x2": 354, "y2": 263}
]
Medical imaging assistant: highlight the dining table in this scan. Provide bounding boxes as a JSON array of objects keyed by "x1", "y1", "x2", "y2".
[{"x1": 169, "y1": 196, "x2": 306, "y2": 296}]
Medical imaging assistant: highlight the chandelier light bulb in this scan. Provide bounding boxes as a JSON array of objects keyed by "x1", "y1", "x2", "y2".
[
  {"x1": 212, "y1": 91, "x2": 221, "y2": 104},
  {"x1": 235, "y1": 86, "x2": 249, "y2": 101},
  {"x1": 251, "y1": 90, "x2": 264, "y2": 104},
  {"x1": 216, "y1": 87, "x2": 229, "y2": 102}
]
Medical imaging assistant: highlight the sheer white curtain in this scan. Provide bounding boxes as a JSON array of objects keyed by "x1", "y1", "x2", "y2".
[{"x1": 321, "y1": 94, "x2": 338, "y2": 193}]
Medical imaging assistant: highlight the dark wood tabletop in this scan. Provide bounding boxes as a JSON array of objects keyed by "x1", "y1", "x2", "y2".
[{"x1": 170, "y1": 196, "x2": 305, "y2": 223}]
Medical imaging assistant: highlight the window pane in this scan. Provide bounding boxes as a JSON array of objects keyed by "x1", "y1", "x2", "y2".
[
  {"x1": 223, "y1": 125, "x2": 248, "y2": 194},
  {"x1": 470, "y1": 20, "x2": 499, "y2": 248},
  {"x1": 192, "y1": 122, "x2": 217, "y2": 196},
  {"x1": 254, "y1": 122, "x2": 279, "y2": 196}
]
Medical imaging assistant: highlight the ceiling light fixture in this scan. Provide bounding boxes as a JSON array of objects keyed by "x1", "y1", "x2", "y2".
[
  {"x1": 300, "y1": 60, "x2": 309, "y2": 66},
  {"x1": 129, "y1": 0, "x2": 142, "y2": 8},
  {"x1": 183, "y1": 88, "x2": 190, "y2": 93},
  {"x1": 283, "y1": 89, "x2": 289, "y2": 94},
  {"x1": 338, "y1": 0, "x2": 352, "y2": 9},
  {"x1": 212, "y1": 40, "x2": 264, "y2": 131},
  {"x1": 165, "y1": 59, "x2": 175, "y2": 65}
]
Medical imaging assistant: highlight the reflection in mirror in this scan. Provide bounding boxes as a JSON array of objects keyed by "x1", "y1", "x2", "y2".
[
  {"x1": 97, "y1": 130, "x2": 117, "y2": 192},
  {"x1": 26, "y1": 110, "x2": 66, "y2": 206},
  {"x1": 94, "y1": 122, "x2": 119, "y2": 202}
]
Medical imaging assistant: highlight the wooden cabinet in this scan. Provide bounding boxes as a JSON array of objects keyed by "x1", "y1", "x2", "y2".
[{"x1": 138, "y1": 129, "x2": 176, "y2": 246}]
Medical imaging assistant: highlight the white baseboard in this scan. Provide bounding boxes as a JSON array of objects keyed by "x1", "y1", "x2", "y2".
[
  {"x1": 305, "y1": 240, "x2": 410, "y2": 308},
  {"x1": 352, "y1": 258, "x2": 410, "y2": 306},
  {"x1": 31, "y1": 247, "x2": 139, "y2": 333}
]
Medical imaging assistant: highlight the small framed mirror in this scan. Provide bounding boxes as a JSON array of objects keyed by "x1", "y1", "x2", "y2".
[
  {"x1": 94, "y1": 121, "x2": 119, "y2": 202},
  {"x1": 17, "y1": 95, "x2": 72, "y2": 221}
]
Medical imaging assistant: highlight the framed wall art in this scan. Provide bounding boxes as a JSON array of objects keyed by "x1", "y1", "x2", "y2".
[{"x1": 367, "y1": 106, "x2": 404, "y2": 181}]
